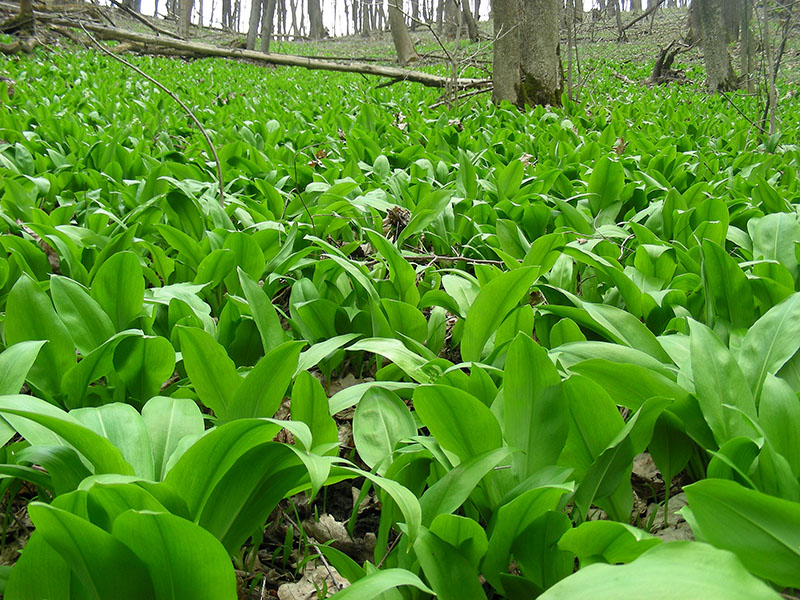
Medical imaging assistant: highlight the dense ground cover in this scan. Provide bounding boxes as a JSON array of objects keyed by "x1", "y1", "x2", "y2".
[{"x1": 2, "y1": 21, "x2": 800, "y2": 598}]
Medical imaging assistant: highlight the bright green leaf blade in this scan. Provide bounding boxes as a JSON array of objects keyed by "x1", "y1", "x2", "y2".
[
  {"x1": 113, "y1": 510, "x2": 237, "y2": 600},
  {"x1": 461, "y1": 267, "x2": 538, "y2": 362},
  {"x1": 328, "y1": 568, "x2": 433, "y2": 599},
  {"x1": 113, "y1": 335, "x2": 176, "y2": 402},
  {"x1": 50, "y1": 275, "x2": 115, "y2": 355},
  {"x1": 178, "y1": 326, "x2": 242, "y2": 417},
  {"x1": 414, "y1": 527, "x2": 487, "y2": 600},
  {"x1": 238, "y1": 267, "x2": 287, "y2": 353},
  {"x1": 0, "y1": 340, "x2": 45, "y2": 395},
  {"x1": 558, "y1": 520, "x2": 660, "y2": 567},
  {"x1": 27, "y1": 503, "x2": 155, "y2": 600},
  {"x1": 538, "y1": 542, "x2": 781, "y2": 600},
  {"x1": 90, "y1": 251, "x2": 145, "y2": 331},
  {"x1": 142, "y1": 396, "x2": 205, "y2": 481},
  {"x1": 353, "y1": 388, "x2": 417, "y2": 472},
  {"x1": 683, "y1": 478, "x2": 800, "y2": 588}
]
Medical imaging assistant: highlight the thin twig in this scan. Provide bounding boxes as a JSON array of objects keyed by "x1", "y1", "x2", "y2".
[
  {"x1": 77, "y1": 22, "x2": 225, "y2": 207},
  {"x1": 284, "y1": 514, "x2": 343, "y2": 593}
]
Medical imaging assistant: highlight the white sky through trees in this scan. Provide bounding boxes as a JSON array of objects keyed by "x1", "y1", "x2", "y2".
[{"x1": 133, "y1": 0, "x2": 657, "y2": 38}]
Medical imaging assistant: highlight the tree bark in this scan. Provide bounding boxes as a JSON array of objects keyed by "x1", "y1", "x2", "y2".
[
  {"x1": 462, "y1": 0, "x2": 479, "y2": 41},
  {"x1": 739, "y1": 0, "x2": 754, "y2": 91},
  {"x1": 493, "y1": 0, "x2": 561, "y2": 107},
  {"x1": 260, "y1": 0, "x2": 277, "y2": 51},
  {"x1": 631, "y1": 0, "x2": 641, "y2": 11},
  {"x1": 388, "y1": 0, "x2": 418, "y2": 64},
  {"x1": 246, "y1": 0, "x2": 261, "y2": 49},
  {"x1": 179, "y1": 0, "x2": 193, "y2": 36},
  {"x1": 308, "y1": 0, "x2": 324, "y2": 38},
  {"x1": 443, "y1": 0, "x2": 459, "y2": 37},
  {"x1": 697, "y1": 0, "x2": 738, "y2": 92}
]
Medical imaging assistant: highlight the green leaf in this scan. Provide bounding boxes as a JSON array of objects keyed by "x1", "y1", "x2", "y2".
[
  {"x1": 50, "y1": 276, "x2": 115, "y2": 354},
  {"x1": 588, "y1": 156, "x2": 624, "y2": 216},
  {"x1": 178, "y1": 326, "x2": 242, "y2": 417},
  {"x1": 4, "y1": 534, "x2": 76, "y2": 599},
  {"x1": 291, "y1": 372, "x2": 339, "y2": 450},
  {"x1": 0, "y1": 395, "x2": 134, "y2": 475},
  {"x1": 326, "y1": 568, "x2": 433, "y2": 599},
  {"x1": 413, "y1": 385, "x2": 502, "y2": 463},
  {"x1": 558, "y1": 520, "x2": 660, "y2": 567},
  {"x1": 739, "y1": 293, "x2": 800, "y2": 404},
  {"x1": 0, "y1": 340, "x2": 45, "y2": 395},
  {"x1": 224, "y1": 341, "x2": 304, "y2": 422},
  {"x1": 142, "y1": 396, "x2": 205, "y2": 481},
  {"x1": 689, "y1": 319, "x2": 756, "y2": 443},
  {"x1": 5, "y1": 273, "x2": 74, "y2": 396},
  {"x1": 461, "y1": 267, "x2": 539, "y2": 362},
  {"x1": 348, "y1": 338, "x2": 434, "y2": 383},
  {"x1": 683, "y1": 478, "x2": 800, "y2": 588},
  {"x1": 238, "y1": 267, "x2": 287, "y2": 353},
  {"x1": 701, "y1": 240, "x2": 754, "y2": 329},
  {"x1": 90, "y1": 251, "x2": 145, "y2": 331},
  {"x1": 413, "y1": 527, "x2": 487, "y2": 600},
  {"x1": 420, "y1": 448, "x2": 512, "y2": 526},
  {"x1": 113, "y1": 510, "x2": 237, "y2": 599},
  {"x1": 72, "y1": 403, "x2": 154, "y2": 480},
  {"x1": 27, "y1": 503, "x2": 155, "y2": 600},
  {"x1": 504, "y1": 334, "x2": 567, "y2": 479},
  {"x1": 539, "y1": 541, "x2": 781, "y2": 600},
  {"x1": 513, "y1": 511, "x2": 574, "y2": 591},
  {"x1": 353, "y1": 388, "x2": 417, "y2": 472},
  {"x1": 365, "y1": 230, "x2": 419, "y2": 306},
  {"x1": 113, "y1": 335, "x2": 176, "y2": 403}
]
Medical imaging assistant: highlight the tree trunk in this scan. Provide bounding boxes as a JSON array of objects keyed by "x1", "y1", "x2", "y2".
[
  {"x1": 697, "y1": 0, "x2": 738, "y2": 91},
  {"x1": 308, "y1": 0, "x2": 324, "y2": 38},
  {"x1": 739, "y1": 0, "x2": 754, "y2": 91},
  {"x1": 631, "y1": 0, "x2": 641, "y2": 12},
  {"x1": 361, "y1": 0, "x2": 371, "y2": 35},
  {"x1": 246, "y1": 0, "x2": 262, "y2": 49},
  {"x1": 462, "y1": 0, "x2": 479, "y2": 41},
  {"x1": 260, "y1": 0, "x2": 277, "y2": 51},
  {"x1": 493, "y1": 0, "x2": 562, "y2": 107},
  {"x1": 411, "y1": 0, "x2": 419, "y2": 29},
  {"x1": 443, "y1": 0, "x2": 459, "y2": 36},
  {"x1": 389, "y1": 0, "x2": 418, "y2": 64},
  {"x1": 19, "y1": 0, "x2": 32, "y2": 17},
  {"x1": 222, "y1": 0, "x2": 231, "y2": 28},
  {"x1": 179, "y1": 0, "x2": 193, "y2": 36}
]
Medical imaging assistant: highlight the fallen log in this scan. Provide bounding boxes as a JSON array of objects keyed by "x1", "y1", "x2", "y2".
[{"x1": 58, "y1": 21, "x2": 491, "y2": 90}]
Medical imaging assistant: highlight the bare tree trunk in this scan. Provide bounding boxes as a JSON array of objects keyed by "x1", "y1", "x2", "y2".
[
  {"x1": 764, "y1": 0, "x2": 777, "y2": 135},
  {"x1": 436, "y1": 0, "x2": 444, "y2": 32},
  {"x1": 697, "y1": 0, "x2": 738, "y2": 91},
  {"x1": 260, "y1": 0, "x2": 277, "y2": 50},
  {"x1": 362, "y1": 0, "x2": 372, "y2": 35},
  {"x1": 493, "y1": 0, "x2": 562, "y2": 107},
  {"x1": 411, "y1": 0, "x2": 419, "y2": 29},
  {"x1": 389, "y1": 0, "x2": 418, "y2": 64},
  {"x1": 308, "y1": 0, "x2": 324, "y2": 38},
  {"x1": 740, "y1": 0, "x2": 754, "y2": 91},
  {"x1": 462, "y1": 0, "x2": 479, "y2": 41},
  {"x1": 247, "y1": 0, "x2": 262, "y2": 48},
  {"x1": 19, "y1": 0, "x2": 32, "y2": 17},
  {"x1": 443, "y1": 0, "x2": 458, "y2": 36},
  {"x1": 222, "y1": 0, "x2": 231, "y2": 27},
  {"x1": 631, "y1": 0, "x2": 641, "y2": 11},
  {"x1": 474, "y1": 0, "x2": 480, "y2": 19},
  {"x1": 179, "y1": 0, "x2": 193, "y2": 36}
]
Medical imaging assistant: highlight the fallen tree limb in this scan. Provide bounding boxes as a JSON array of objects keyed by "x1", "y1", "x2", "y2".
[
  {"x1": 621, "y1": 0, "x2": 665, "y2": 34},
  {"x1": 60, "y1": 21, "x2": 490, "y2": 90},
  {"x1": 106, "y1": 0, "x2": 184, "y2": 40}
]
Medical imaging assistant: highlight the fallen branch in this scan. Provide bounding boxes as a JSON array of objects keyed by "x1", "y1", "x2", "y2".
[
  {"x1": 106, "y1": 0, "x2": 184, "y2": 40},
  {"x1": 61, "y1": 21, "x2": 490, "y2": 90},
  {"x1": 621, "y1": 0, "x2": 665, "y2": 33}
]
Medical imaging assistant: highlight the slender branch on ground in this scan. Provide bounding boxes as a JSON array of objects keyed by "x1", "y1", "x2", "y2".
[
  {"x1": 106, "y1": 0, "x2": 185, "y2": 39},
  {"x1": 77, "y1": 21, "x2": 226, "y2": 208}
]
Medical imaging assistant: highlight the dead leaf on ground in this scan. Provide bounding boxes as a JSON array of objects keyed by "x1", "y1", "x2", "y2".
[
  {"x1": 277, "y1": 563, "x2": 349, "y2": 600},
  {"x1": 303, "y1": 513, "x2": 376, "y2": 563}
]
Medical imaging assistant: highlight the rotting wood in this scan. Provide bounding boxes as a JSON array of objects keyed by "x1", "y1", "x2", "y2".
[{"x1": 56, "y1": 21, "x2": 491, "y2": 90}]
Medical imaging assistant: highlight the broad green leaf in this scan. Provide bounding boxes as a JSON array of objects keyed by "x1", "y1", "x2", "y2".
[
  {"x1": 4, "y1": 534, "x2": 77, "y2": 599},
  {"x1": 72, "y1": 403, "x2": 154, "y2": 480},
  {"x1": 224, "y1": 341, "x2": 303, "y2": 422},
  {"x1": 413, "y1": 527, "x2": 487, "y2": 600},
  {"x1": 751, "y1": 213, "x2": 800, "y2": 281},
  {"x1": 430, "y1": 514, "x2": 488, "y2": 569},
  {"x1": 238, "y1": 267, "x2": 287, "y2": 353},
  {"x1": 0, "y1": 340, "x2": 45, "y2": 395},
  {"x1": 353, "y1": 388, "x2": 417, "y2": 472},
  {"x1": 90, "y1": 251, "x2": 145, "y2": 331},
  {"x1": 365, "y1": 230, "x2": 419, "y2": 306},
  {"x1": 701, "y1": 240, "x2": 754, "y2": 329},
  {"x1": 113, "y1": 335, "x2": 176, "y2": 403},
  {"x1": 178, "y1": 326, "x2": 242, "y2": 417},
  {"x1": 683, "y1": 478, "x2": 800, "y2": 588},
  {"x1": 348, "y1": 338, "x2": 434, "y2": 383},
  {"x1": 0, "y1": 395, "x2": 134, "y2": 475},
  {"x1": 513, "y1": 511, "x2": 574, "y2": 591},
  {"x1": 142, "y1": 396, "x2": 205, "y2": 481},
  {"x1": 739, "y1": 293, "x2": 800, "y2": 404},
  {"x1": 689, "y1": 319, "x2": 756, "y2": 443},
  {"x1": 482, "y1": 484, "x2": 574, "y2": 591},
  {"x1": 27, "y1": 503, "x2": 155, "y2": 600},
  {"x1": 539, "y1": 541, "x2": 780, "y2": 600},
  {"x1": 15, "y1": 445, "x2": 91, "y2": 495},
  {"x1": 420, "y1": 448, "x2": 512, "y2": 525},
  {"x1": 558, "y1": 520, "x2": 660, "y2": 567},
  {"x1": 588, "y1": 156, "x2": 625, "y2": 215},
  {"x1": 195, "y1": 248, "x2": 236, "y2": 288},
  {"x1": 113, "y1": 510, "x2": 237, "y2": 599},
  {"x1": 759, "y1": 375, "x2": 800, "y2": 478},
  {"x1": 50, "y1": 276, "x2": 115, "y2": 354},
  {"x1": 327, "y1": 568, "x2": 433, "y2": 599},
  {"x1": 291, "y1": 372, "x2": 339, "y2": 451},
  {"x1": 413, "y1": 385, "x2": 502, "y2": 463},
  {"x1": 461, "y1": 267, "x2": 539, "y2": 362},
  {"x1": 504, "y1": 334, "x2": 567, "y2": 479},
  {"x1": 5, "y1": 274, "x2": 74, "y2": 396}
]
